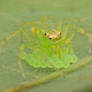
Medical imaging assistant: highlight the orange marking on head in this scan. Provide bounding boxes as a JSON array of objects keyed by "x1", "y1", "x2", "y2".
[{"x1": 45, "y1": 29, "x2": 61, "y2": 40}]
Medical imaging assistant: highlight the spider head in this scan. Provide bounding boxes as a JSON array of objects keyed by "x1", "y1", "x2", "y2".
[{"x1": 44, "y1": 30, "x2": 61, "y2": 40}]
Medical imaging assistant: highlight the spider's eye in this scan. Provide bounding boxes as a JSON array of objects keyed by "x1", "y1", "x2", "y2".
[
  {"x1": 49, "y1": 37, "x2": 52, "y2": 40},
  {"x1": 44, "y1": 33, "x2": 47, "y2": 36}
]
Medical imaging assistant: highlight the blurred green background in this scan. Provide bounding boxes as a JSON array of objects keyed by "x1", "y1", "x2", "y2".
[{"x1": 0, "y1": 0, "x2": 92, "y2": 92}]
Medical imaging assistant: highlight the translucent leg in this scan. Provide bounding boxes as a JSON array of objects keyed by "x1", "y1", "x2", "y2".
[
  {"x1": 62, "y1": 24, "x2": 70, "y2": 40},
  {"x1": 66, "y1": 30, "x2": 75, "y2": 54},
  {"x1": 21, "y1": 21, "x2": 37, "y2": 27},
  {"x1": 0, "y1": 29, "x2": 31, "y2": 48},
  {"x1": 88, "y1": 38, "x2": 92, "y2": 54},
  {"x1": 18, "y1": 44, "x2": 25, "y2": 79},
  {"x1": 0, "y1": 30, "x2": 21, "y2": 48},
  {"x1": 66, "y1": 41, "x2": 71, "y2": 54},
  {"x1": 21, "y1": 21, "x2": 40, "y2": 37},
  {"x1": 57, "y1": 21, "x2": 63, "y2": 33},
  {"x1": 0, "y1": 29, "x2": 32, "y2": 78},
  {"x1": 67, "y1": 26, "x2": 92, "y2": 54},
  {"x1": 40, "y1": 16, "x2": 50, "y2": 32},
  {"x1": 77, "y1": 28, "x2": 92, "y2": 54},
  {"x1": 57, "y1": 47, "x2": 61, "y2": 58}
]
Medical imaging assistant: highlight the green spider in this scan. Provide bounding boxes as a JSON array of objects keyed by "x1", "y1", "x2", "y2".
[{"x1": 0, "y1": 17, "x2": 92, "y2": 78}]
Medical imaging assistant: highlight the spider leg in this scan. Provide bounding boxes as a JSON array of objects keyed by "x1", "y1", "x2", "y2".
[
  {"x1": 62, "y1": 24, "x2": 70, "y2": 40},
  {"x1": 66, "y1": 41, "x2": 71, "y2": 54},
  {"x1": 18, "y1": 44, "x2": 25, "y2": 79},
  {"x1": 65, "y1": 30, "x2": 75, "y2": 54},
  {"x1": 0, "y1": 30, "x2": 21, "y2": 48},
  {"x1": 77, "y1": 28, "x2": 92, "y2": 54},
  {"x1": 18, "y1": 43, "x2": 35, "y2": 79},
  {"x1": 56, "y1": 47, "x2": 61, "y2": 58},
  {"x1": 88, "y1": 38, "x2": 92, "y2": 54},
  {"x1": 0, "y1": 29, "x2": 31, "y2": 48},
  {"x1": 57, "y1": 21, "x2": 63, "y2": 33},
  {"x1": 21, "y1": 17, "x2": 50, "y2": 31},
  {"x1": 40, "y1": 17, "x2": 50, "y2": 32},
  {"x1": 21, "y1": 21, "x2": 41, "y2": 37},
  {"x1": 67, "y1": 27, "x2": 92, "y2": 54},
  {"x1": 21, "y1": 21, "x2": 37, "y2": 28},
  {"x1": 0, "y1": 29, "x2": 32, "y2": 78},
  {"x1": 53, "y1": 24, "x2": 70, "y2": 56}
]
